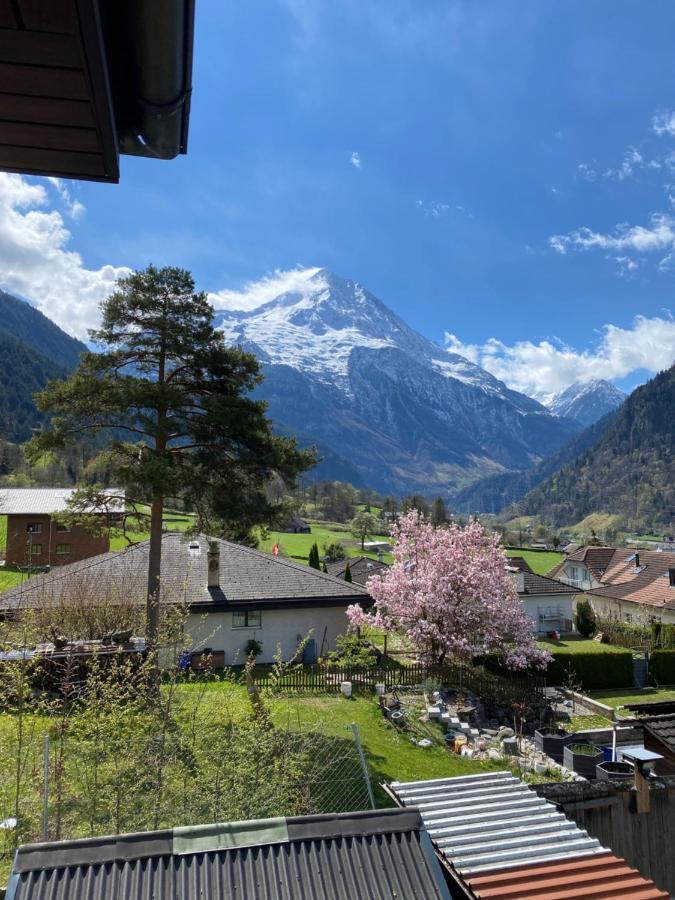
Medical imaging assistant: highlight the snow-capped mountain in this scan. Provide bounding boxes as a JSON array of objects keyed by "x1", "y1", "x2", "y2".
[
  {"x1": 214, "y1": 269, "x2": 581, "y2": 495},
  {"x1": 547, "y1": 379, "x2": 626, "y2": 427}
]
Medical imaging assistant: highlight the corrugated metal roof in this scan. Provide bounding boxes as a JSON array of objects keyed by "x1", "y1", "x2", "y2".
[
  {"x1": 7, "y1": 808, "x2": 452, "y2": 900},
  {"x1": 390, "y1": 772, "x2": 606, "y2": 875},
  {"x1": 465, "y1": 853, "x2": 670, "y2": 899},
  {"x1": 0, "y1": 488, "x2": 124, "y2": 515}
]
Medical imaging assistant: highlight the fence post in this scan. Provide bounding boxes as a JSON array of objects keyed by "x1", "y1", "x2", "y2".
[
  {"x1": 350, "y1": 723, "x2": 375, "y2": 810},
  {"x1": 42, "y1": 734, "x2": 49, "y2": 841}
]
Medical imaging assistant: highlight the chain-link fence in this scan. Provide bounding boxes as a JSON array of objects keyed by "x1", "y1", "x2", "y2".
[{"x1": 0, "y1": 720, "x2": 373, "y2": 872}]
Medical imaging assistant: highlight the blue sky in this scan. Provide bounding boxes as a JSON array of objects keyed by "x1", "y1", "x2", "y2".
[{"x1": 2, "y1": 0, "x2": 675, "y2": 399}]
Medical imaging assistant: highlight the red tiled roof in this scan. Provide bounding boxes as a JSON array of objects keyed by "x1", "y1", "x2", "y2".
[
  {"x1": 588, "y1": 548, "x2": 675, "y2": 612},
  {"x1": 465, "y1": 852, "x2": 669, "y2": 899}
]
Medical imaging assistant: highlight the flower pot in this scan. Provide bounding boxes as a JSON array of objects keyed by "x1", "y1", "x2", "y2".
[
  {"x1": 563, "y1": 743, "x2": 604, "y2": 779},
  {"x1": 340, "y1": 681, "x2": 352, "y2": 698},
  {"x1": 534, "y1": 728, "x2": 577, "y2": 763},
  {"x1": 596, "y1": 761, "x2": 634, "y2": 783}
]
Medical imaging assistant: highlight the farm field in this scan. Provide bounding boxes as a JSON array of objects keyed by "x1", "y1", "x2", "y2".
[
  {"x1": 504, "y1": 548, "x2": 563, "y2": 575},
  {"x1": 258, "y1": 522, "x2": 393, "y2": 565}
]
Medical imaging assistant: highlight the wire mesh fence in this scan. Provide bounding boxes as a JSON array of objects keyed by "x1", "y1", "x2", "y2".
[{"x1": 0, "y1": 720, "x2": 373, "y2": 871}]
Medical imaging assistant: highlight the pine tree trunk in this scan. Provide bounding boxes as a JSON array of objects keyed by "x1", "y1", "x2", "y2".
[{"x1": 146, "y1": 495, "x2": 164, "y2": 694}]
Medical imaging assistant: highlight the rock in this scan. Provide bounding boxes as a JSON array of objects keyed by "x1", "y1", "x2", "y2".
[{"x1": 498, "y1": 727, "x2": 515, "y2": 740}]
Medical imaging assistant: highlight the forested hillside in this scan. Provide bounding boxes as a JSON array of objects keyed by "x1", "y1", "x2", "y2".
[
  {"x1": 0, "y1": 290, "x2": 86, "y2": 370},
  {"x1": 517, "y1": 364, "x2": 675, "y2": 531}
]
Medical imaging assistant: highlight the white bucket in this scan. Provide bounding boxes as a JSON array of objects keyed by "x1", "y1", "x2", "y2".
[
  {"x1": 375, "y1": 683, "x2": 386, "y2": 695},
  {"x1": 340, "y1": 681, "x2": 352, "y2": 698}
]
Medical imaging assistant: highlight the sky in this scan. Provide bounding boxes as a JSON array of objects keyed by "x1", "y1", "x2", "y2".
[{"x1": 2, "y1": 0, "x2": 675, "y2": 400}]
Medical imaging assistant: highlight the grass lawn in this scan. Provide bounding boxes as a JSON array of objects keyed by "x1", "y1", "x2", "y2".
[
  {"x1": 259, "y1": 522, "x2": 393, "y2": 566},
  {"x1": 0, "y1": 515, "x2": 6, "y2": 552},
  {"x1": 590, "y1": 686, "x2": 675, "y2": 712},
  {"x1": 0, "y1": 567, "x2": 23, "y2": 592},
  {"x1": 566, "y1": 713, "x2": 613, "y2": 731},
  {"x1": 505, "y1": 548, "x2": 563, "y2": 575},
  {"x1": 536, "y1": 636, "x2": 629, "y2": 655},
  {"x1": 109, "y1": 508, "x2": 196, "y2": 551}
]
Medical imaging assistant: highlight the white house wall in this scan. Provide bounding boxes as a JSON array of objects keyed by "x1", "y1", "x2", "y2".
[
  {"x1": 185, "y1": 606, "x2": 351, "y2": 664},
  {"x1": 588, "y1": 594, "x2": 675, "y2": 626},
  {"x1": 520, "y1": 594, "x2": 576, "y2": 634}
]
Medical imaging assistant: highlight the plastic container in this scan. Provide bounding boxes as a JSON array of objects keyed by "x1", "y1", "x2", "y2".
[
  {"x1": 340, "y1": 681, "x2": 352, "y2": 698},
  {"x1": 374, "y1": 683, "x2": 386, "y2": 696}
]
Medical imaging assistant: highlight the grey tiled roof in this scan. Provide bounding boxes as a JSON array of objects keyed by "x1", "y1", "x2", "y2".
[
  {"x1": 0, "y1": 487, "x2": 124, "y2": 515},
  {"x1": 7, "y1": 809, "x2": 452, "y2": 900},
  {"x1": 325, "y1": 555, "x2": 389, "y2": 585},
  {"x1": 0, "y1": 533, "x2": 371, "y2": 612},
  {"x1": 521, "y1": 572, "x2": 579, "y2": 596}
]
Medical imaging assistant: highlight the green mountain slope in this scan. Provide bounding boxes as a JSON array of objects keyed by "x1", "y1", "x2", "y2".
[
  {"x1": 517, "y1": 363, "x2": 675, "y2": 531},
  {"x1": 0, "y1": 290, "x2": 86, "y2": 370},
  {"x1": 0, "y1": 331, "x2": 69, "y2": 442}
]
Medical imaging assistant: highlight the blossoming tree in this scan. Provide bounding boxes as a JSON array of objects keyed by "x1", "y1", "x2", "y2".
[{"x1": 347, "y1": 511, "x2": 551, "y2": 670}]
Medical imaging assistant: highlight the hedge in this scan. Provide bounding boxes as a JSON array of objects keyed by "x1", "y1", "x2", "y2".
[
  {"x1": 543, "y1": 650, "x2": 634, "y2": 690},
  {"x1": 483, "y1": 648, "x2": 634, "y2": 690},
  {"x1": 649, "y1": 649, "x2": 675, "y2": 685}
]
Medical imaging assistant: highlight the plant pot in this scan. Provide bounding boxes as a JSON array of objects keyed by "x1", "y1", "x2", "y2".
[
  {"x1": 534, "y1": 729, "x2": 577, "y2": 763},
  {"x1": 596, "y1": 761, "x2": 634, "y2": 783},
  {"x1": 563, "y1": 743, "x2": 604, "y2": 779}
]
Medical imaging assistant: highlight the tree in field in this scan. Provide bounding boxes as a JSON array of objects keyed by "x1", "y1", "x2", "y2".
[
  {"x1": 430, "y1": 496, "x2": 447, "y2": 526},
  {"x1": 308, "y1": 542, "x2": 320, "y2": 569},
  {"x1": 347, "y1": 510, "x2": 551, "y2": 670},
  {"x1": 344, "y1": 561, "x2": 353, "y2": 583},
  {"x1": 350, "y1": 509, "x2": 379, "y2": 550},
  {"x1": 28, "y1": 266, "x2": 314, "y2": 686}
]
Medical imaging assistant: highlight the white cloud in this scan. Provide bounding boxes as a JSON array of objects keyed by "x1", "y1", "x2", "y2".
[
  {"x1": 350, "y1": 151, "x2": 362, "y2": 169},
  {"x1": 653, "y1": 110, "x2": 675, "y2": 137},
  {"x1": 46, "y1": 177, "x2": 85, "y2": 221},
  {"x1": 209, "y1": 266, "x2": 324, "y2": 312},
  {"x1": 444, "y1": 314, "x2": 675, "y2": 401},
  {"x1": 0, "y1": 173, "x2": 129, "y2": 339},
  {"x1": 416, "y1": 199, "x2": 450, "y2": 218},
  {"x1": 549, "y1": 212, "x2": 675, "y2": 272},
  {"x1": 577, "y1": 162, "x2": 597, "y2": 181},
  {"x1": 603, "y1": 146, "x2": 644, "y2": 181}
]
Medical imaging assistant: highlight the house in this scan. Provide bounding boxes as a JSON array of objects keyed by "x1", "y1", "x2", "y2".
[
  {"x1": 0, "y1": 0, "x2": 194, "y2": 182},
  {"x1": 639, "y1": 716, "x2": 675, "y2": 776},
  {"x1": 0, "y1": 488, "x2": 124, "y2": 568},
  {"x1": 507, "y1": 557, "x2": 578, "y2": 634},
  {"x1": 548, "y1": 547, "x2": 675, "y2": 625},
  {"x1": 0, "y1": 533, "x2": 372, "y2": 664},
  {"x1": 389, "y1": 771, "x2": 669, "y2": 899},
  {"x1": 279, "y1": 516, "x2": 311, "y2": 534},
  {"x1": 6, "y1": 808, "x2": 453, "y2": 900},
  {"x1": 362, "y1": 540, "x2": 391, "y2": 553},
  {"x1": 325, "y1": 555, "x2": 389, "y2": 586}
]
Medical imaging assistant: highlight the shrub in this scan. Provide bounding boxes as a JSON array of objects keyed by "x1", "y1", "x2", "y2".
[
  {"x1": 323, "y1": 542, "x2": 346, "y2": 562},
  {"x1": 243, "y1": 638, "x2": 262, "y2": 658},
  {"x1": 652, "y1": 623, "x2": 675, "y2": 649},
  {"x1": 327, "y1": 633, "x2": 378, "y2": 667},
  {"x1": 574, "y1": 600, "x2": 597, "y2": 638},
  {"x1": 650, "y1": 649, "x2": 675, "y2": 685}
]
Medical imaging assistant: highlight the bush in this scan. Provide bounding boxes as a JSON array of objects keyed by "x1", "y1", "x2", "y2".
[
  {"x1": 544, "y1": 650, "x2": 633, "y2": 690},
  {"x1": 323, "y1": 542, "x2": 346, "y2": 562},
  {"x1": 327, "y1": 633, "x2": 378, "y2": 667},
  {"x1": 650, "y1": 649, "x2": 675, "y2": 685},
  {"x1": 574, "y1": 600, "x2": 597, "y2": 638},
  {"x1": 243, "y1": 638, "x2": 262, "y2": 658},
  {"x1": 652, "y1": 623, "x2": 675, "y2": 649}
]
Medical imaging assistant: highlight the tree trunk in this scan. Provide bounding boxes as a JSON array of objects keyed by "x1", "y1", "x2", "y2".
[{"x1": 146, "y1": 495, "x2": 164, "y2": 695}]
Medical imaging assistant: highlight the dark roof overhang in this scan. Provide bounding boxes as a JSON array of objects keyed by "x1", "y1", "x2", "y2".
[{"x1": 0, "y1": 0, "x2": 195, "y2": 183}]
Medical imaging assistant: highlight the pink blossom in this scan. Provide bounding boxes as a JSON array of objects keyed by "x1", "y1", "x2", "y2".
[{"x1": 347, "y1": 511, "x2": 551, "y2": 670}]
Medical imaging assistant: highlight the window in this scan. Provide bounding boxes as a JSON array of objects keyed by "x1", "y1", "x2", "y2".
[
  {"x1": 56, "y1": 524, "x2": 71, "y2": 533},
  {"x1": 569, "y1": 566, "x2": 579, "y2": 580},
  {"x1": 56, "y1": 543, "x2": 71, "y2": 555},
  {"x1": 26, "y1": 523, "x2": 42, "y2": 534},
  {"x1": 232, "y1": 611, "x2": 262, "y2": 628},
  {"x1": 30, "y1": 544, "x2": 42, "y2": 555}
]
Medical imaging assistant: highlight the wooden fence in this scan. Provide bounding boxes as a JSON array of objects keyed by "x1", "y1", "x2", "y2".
[{"x1": 252, "y1": 661, "x2": 545, "y2": 705}]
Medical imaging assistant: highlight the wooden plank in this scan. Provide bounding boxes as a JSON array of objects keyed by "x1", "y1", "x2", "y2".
[
  {"x1": 0, "y1": 62, "x2": 87, "y2": 99},
  {"x1": 17, "y1": 0, "x2": 77, "y2": 34},
  {"x1": 0, "y1": 120, "x2": 98, "y2": 152},
  {"x1": 0, "y1": 29, "x2": 80, "y2": 68},
  {"x1": 0, "y1": 92, "x2": 93, "y2": 127},
  {"x1": 0, "y1": 144, "x2": 112, "y2": 180}
]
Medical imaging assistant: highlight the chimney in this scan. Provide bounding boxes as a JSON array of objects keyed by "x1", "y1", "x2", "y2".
[
  {"x1": 207, "y1": 541, "x2": 220, "y2": 589},
  {"x1": 634, "y1": 553, "x2": 640, "y2": 569},
  {"x1": 516, "y1": 571, "x2": 525, "y2": 593}
]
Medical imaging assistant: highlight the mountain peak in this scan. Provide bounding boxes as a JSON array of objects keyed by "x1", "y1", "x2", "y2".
[{"x1": 547, "y1": 379, "x2": 626, "y2": 426}]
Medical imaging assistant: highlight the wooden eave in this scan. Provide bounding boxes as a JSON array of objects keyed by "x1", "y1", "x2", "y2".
[{"x1": 0, "y1": 0, "x2": 119, "y2": 182}]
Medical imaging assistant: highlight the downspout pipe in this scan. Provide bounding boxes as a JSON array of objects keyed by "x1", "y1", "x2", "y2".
[{"x1": 111, "y1": 0, "x2": 195, "y2": 160}]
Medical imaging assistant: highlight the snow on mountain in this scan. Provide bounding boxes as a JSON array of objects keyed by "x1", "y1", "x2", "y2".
[
  {"x1": 214, "y1": 269, "x2": 531, "y2": 403},
  {"x1": 212, "y1": 268, "x2": 581, "y2": 495},
  {"x1": 546, "y1": 379, "x2": 626, "y2": 427}
]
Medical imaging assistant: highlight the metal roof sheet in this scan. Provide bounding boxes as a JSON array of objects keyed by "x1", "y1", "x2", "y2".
[
  {"x1": 465, "y1": 852, "x2": 670, "y2": 899},
  {"x1": 390, "y1": 772, "x2": 607, "y2": 875},
  {"x1": 6, "y1": 809, "x2": 453, "y2": 900},
  {"x1": 0, "y1": 488, "x2": 124, "y2": 515}
]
